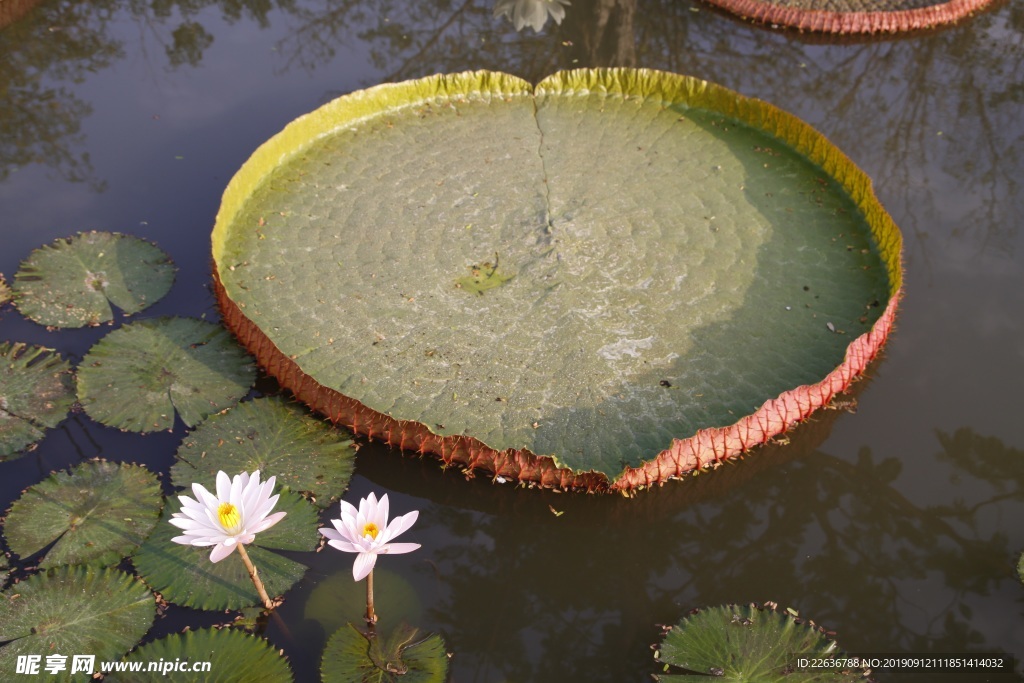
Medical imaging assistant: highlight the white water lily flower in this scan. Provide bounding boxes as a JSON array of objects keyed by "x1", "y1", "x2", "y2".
[
  {"x1": 170, "y1": 470, "x2": 286, "y2": 563},
  {"x1": 493, "y1": 0, "x2": 570, "y2": 33},
  {"x1": 321, "y1": 492, "x2": 420, "y2": 581}
]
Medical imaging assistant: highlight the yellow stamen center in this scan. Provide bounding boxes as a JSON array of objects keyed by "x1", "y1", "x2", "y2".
[
  {"x1": 218, "y1": 502, "x2": 242, "y2": 534},
  {"x1": 362, "y1": 522, "x2": 380, "y2": 540}
]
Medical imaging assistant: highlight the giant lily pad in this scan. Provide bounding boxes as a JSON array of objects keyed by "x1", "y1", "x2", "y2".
[
  {"x1": 4, "y1": 461, "x2": 162, "y2": 568},
  {"x1": 653, "y1": 603, "x2": 865, "y2": 681},
  {"x1": 131, "y1": 489, "x2": 317, "y2": 610},
  {"x1": 0, "y1": 341, "x2": 75, "y2": 460},
  {"x1": 0, "y1": 566, "x2": 156, "y2": 679},
  {"x1": 13, "y1": 231, "x2": 175, "y2": 328},
  {"x1": 107, "y1": 628, "x2": 294, "y2": 682},
  {"x1": 76, "y1": 316, "x2": 255, "y2": 432},
  {"x1": 212, "y1": 69, "x2": 902, "y2": 491},
  {"x1": 170, "y1": 396, "x2": 356, "y2": 508}
]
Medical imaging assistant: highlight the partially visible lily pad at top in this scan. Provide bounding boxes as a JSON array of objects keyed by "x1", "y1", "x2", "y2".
[
  {"x1": 76, "y1": 316, "x2": 255, "y2": 433},
  {"x1": 653, "y1": 603, "x2": 866, "y2": 681},
  {"x1": 322, "y1": 622, "x2": 448, "y2": 683},
  {"x1": 13, "y1": 231, "x2": 175, "y2": 328},
  {"x1": 212, "y1": 68, "x2": 903, "y2": 491},
  {"x1": 131, "y1": 489, "x2": 317, "y2": 610},
  {"x1": 171, "y1": 396, "x2": 356, "y2": 508},
  {"x1": 4, "y1": 460, "x2": 162, "y2": 568},
  {"x1": 0, "y1": 341, "x2": 75, "y2": 460},
  {"x1": 0, "y1": 566, "x2": 156, "y2": 680},
  {"x1": 106, "y1": 627, "x2": 294, "y2": 682}
]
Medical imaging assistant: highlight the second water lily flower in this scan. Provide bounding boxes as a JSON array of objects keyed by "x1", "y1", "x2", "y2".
[
  {"x1": 493, "y1": 0, "x2": 571, "y2": 33},
  {"x1": 321, "y1": 492, "x2": 420, "y2": 581}
]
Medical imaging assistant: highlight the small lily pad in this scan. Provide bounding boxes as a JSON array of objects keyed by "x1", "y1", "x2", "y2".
[
  {"x1": 76, "y1": 317, "x2": 255, "y2": 433},
  {"x1": 171, "y1": 397, "x2": 356, "y2": 509},
  {"x1": 106, "y1": 627, "x2": 294, "y2": 682},
  {"x1": 0, "y1": 566, "x2": 156, "y2": 678},
  {"x1": 13, "y1": 231, "x2": 175, "y2": 328},
  {"x1": 4, "y1": 461, "x2": 162, "y2": 568},
  {"x1": 0, "y1": 341, "x2": 75, "y2": 460},
  {"x1": 305, "y1": 569, "x2": 423, "y2": 637},
  {"x1": 321, "y1": 622, "x2": 448, "y2": 683},
  {"x1": 131, "y1": 489, "x2": 317, "y2": 610},
  {"x1": 654, "y1": 603, "x2": 864, "y2": 681}
]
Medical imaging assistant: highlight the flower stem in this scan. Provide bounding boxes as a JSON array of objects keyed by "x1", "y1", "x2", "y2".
[
  {"x1": 365, "y1": 568, "x2": 377, "y2": 626},
  {"x1": 236, "y1": 543, "x2": 274, "y2": 610}
]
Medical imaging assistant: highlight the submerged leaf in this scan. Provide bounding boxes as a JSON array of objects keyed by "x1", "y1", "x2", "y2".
[
  {"x1": 13, "y1": 231, "x2": 175, "y2": 328},
  {"x1": 0, "y1": 566, "x2": 155, "y2": 678},
  {"x1": 654, "y1": 603, "x2": 864, "y2": 681},
  {"x1": 4, "y1": 461, "x2": 162, "y2": 568},
  {"x1": 76, "y1": 317, "x2": 255, "y2": 432},
  {"x1": 106, "y1": 627, "x2": 293, "y2": 682},
  {"x1": 131, "y1": 490, "x2": 316, "y2": 610},
  {"x1": 305, "y1": 569, "x2": 423, "y2": 636},
  {"x1": 171, "y1": 396, "x2": 356, "y2": 508},
  {"x1": 321, "y1": 622, "x2": 448, "y2": 683},
  {"x1": 0, "y1": 341, "x2": 75, "y2": 460}
]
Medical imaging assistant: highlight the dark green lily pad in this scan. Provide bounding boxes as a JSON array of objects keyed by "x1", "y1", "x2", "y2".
[
  {"x1": 106, "y1": 627, "x2": 294, "y2": 682},
  {"x1": 0, "y1": 341, "x2": 75, "y2": 460},
  {"x1": 131, "y1": 489, "x2": 317, "y2": 610},
  {"x1": 13, "y1": 231, "x2": 175, "y2": 328},
  {"x1": 321, "y1": 622, "x2": 448, "y2": 683},
  {"x1": 4, "y1": 461, "x2": 162, "y2": 568},
  {"x1": 654, "y1": 603, "x2": 864, "y2": 681},
  {"x1": 305, "y1": 569, "x2": 423, "y2": 636},
  {"x1": 76, "y1": 317, "x2": 255, "y2": 433},
  {"x1": 171, "y1": 397, "x2": 356, "y2": 509},
  {"x1": 0, "y1": 566, "x2": 156, "y2": 680},
  {"x1": 212, "y1": 69, "x2": 903, "y2": 488}
]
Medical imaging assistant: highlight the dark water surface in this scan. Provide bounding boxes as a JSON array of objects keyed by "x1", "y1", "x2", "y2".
[{"x1": 1, "y1": 1, "x2": 1022, "y2": 681}]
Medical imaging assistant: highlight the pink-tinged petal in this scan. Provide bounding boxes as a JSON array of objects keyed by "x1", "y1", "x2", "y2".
[
  {"x1": 380, "y1": 542, "x2": 420, "y2": 555},
  {"x1": 380, "y1": 510, "x2": 418, "y2": 544},
  {"x1": 376, "y1": 494, "x2": 390, "y2": 527},
  {"x1": 250, "y1": 511, "x2": 286, "y2": 534},
  {"x1": 209, "y1": 543, "x2": 236, "y2": 563},
  {"x1": 215, "y1": 471, "x2": 232, "y2": 501},
  {"x1": 193, "y1": 483, "x2": 218, "y2": 509},
  {"x1": 352, "y1": 551, "x2": 377, "y2": 581},
  {"x1": 319, "y1": 527, "x2": 343, "y2": 541},
  {"x1": 327, "y1": 538, "x2": 362, "y2": 554},
  {"x1": 229, "y1": 470, "x2": 246, "y2": 505}
]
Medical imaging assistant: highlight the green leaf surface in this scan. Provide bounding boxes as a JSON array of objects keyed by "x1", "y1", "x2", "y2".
[
  {"x1": 106, "y1": 627, "x2": 293, "y2": 682},
  {"x1": 0, "y1": 566, "x2": 156, "y2": 681},
  {"x1": 213, "y1": 69, "x2": 899, "y2": 479},
  {"x1": 76, "y1": 317, "x2": 255, "y2": 432},
  {"x1": 0, "y1": 342, "x2": 75, "y2": 460},
  {"x1": 131, "y1": 490, "x2": 316, "y2": 610},
  {"x1": 321, "y1": 623, "x2": 448, "y2": 683},
  {"x1": 13, "y1": 231, "x2": 175, "y2": 328},
  {"x1": 305, "y1": 569, "x2": 423, "y2": 637},
  {"x1": 0, "y1": 273, "x2": 10, "y2": 306},
  {"x1": 654, "y1": 603, "x2": 862, "y2": 681},
  {"x1": 4, "y1": 461, "x2": 162, "y2": 568},
  {"x1": 171, "y1": 397, "x2": 356, "y2": 508}
]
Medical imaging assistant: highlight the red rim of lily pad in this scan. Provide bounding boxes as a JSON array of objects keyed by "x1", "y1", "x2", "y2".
[
  {"x1": 212, "y1": 68, "x2": 903, "y2": 493},
  {"x1": 698, "y1": 0, "x2": 999, "y2": 34}
]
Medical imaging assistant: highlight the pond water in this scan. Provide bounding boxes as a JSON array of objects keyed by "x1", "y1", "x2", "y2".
[{"x1": 1, "y1": 0, "x2": 1023, "y2": 681}]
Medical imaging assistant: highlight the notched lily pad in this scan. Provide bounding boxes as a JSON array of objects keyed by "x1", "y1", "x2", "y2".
[
  {"x1": 131, "y1": 489, "x2": 316, "y2": 610},
  {"x1": 106, "y1": 627, "x2": 294, "y2": 682},
  {"x1": 0, "y1": 341, "x2": 75, "y2": 460},
  {"x1": 76, "y1": 316, "x2": 255, "y2": 433},
  {"x1": 171, "y1": 396, "x2": 356, "y2": 508},
  {"x1": 0, "y1": 566, "x2": 156, "y2": 678},
  {"x1": 13, "y1": 231, "x2": 175, "y2": 328},
  {"x1": 654, "y1": 603, "x2": 866, "y2": 681},
  {"x1": 4, "y1": 460, "x2": 162, "y2": 568},
  {"x1": 321, "y1": 622, "x2": 448, "y2": 683}
]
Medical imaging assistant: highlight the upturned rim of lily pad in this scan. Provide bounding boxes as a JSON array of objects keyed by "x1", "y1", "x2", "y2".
[
  {"x1": 211, "y1": 68, "x2": 903, "y2": 493},
  {"x1": 698, "y1": 0, "x2": 999, "y2": 34}
]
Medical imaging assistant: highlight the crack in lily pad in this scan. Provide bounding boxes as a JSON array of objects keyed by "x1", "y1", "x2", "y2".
[
  {"x1": 76, "y1": 317, "x2": 255, "y2": 433},
  {"x1": 0, "y1": 341, "x2": 75, "y2": 460},
  {"x1": 653, "y1": 603, "x2": 867, "y2": 681},
  {"x1": 0, "y1": 566, "x2": 156, "y2": 679},
  {"x1": 131, "y1": 489, "x2": 316, "y2": 610},
  {"x1": 170, "y1": 396, "x2": 356, "y2": 509},
  {"x1": 212, "y1": 68, "x2": 903, "y2": 490},
  {"x1": 321, "y1": 622, "x2": 448, "y2": 683},
  {"x1": 12, "y1": 231, "x2": 175, "y2": 328},
  {"x1": 4, "y1": 461, "x2": 162, "y2": 568},
  {"x1": 106, "y1": 627, "x2": 294, "y2": 682}
]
